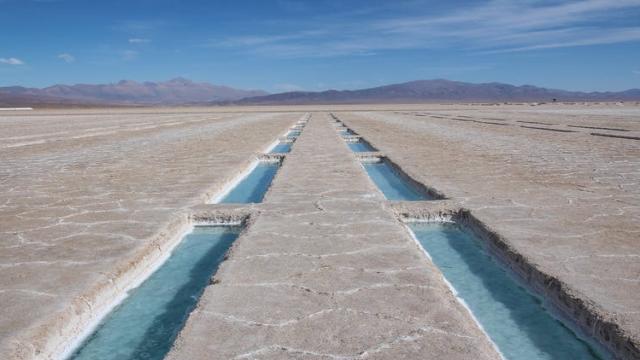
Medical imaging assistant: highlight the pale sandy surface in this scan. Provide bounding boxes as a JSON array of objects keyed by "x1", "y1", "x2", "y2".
[
  {"x1": 339, "y1": 104, "x2": 640, "y2": 355},
  {"x1": 1, "y1": 104, "x2": 639, "y2": 359},
  {"x1": 0, "y1": 109, "x2": 298, "y2": 357},
  {"x1": 168, "y1": 114, "x2": 500, "y2": 359}
]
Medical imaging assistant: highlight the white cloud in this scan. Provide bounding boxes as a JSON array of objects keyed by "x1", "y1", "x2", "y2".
[
  {"x1": 128, "y1": 38, "x2": 151, "y2": 44},
  {"x1": 0, "y1": 57, "x2": 24, "y2": 65},
  {"x1": 480, "y1": 27, "x2": 640, "y2": 54},
  {"x1": 214, "y1": 31, "x2": 326, "y2": 47},
  {"x1": 57, "y1": 53, "x2": 76, "y2": 63},
  {"x1": 212, "y1": 0, "x2": 640, "y2": 58}
]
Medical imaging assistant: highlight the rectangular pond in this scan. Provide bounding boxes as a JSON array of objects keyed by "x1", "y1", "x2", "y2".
[
  {"x1": 362, "y1": 158, "x2": 434, "y2": 201},
  {"x1": 69, "y1": 225, "x2": 242, "y2": 360},
  {"x1": 408, "y1": 222, "x2": 605, "y2": 360},
  {"x1": 339, "y1": 129, "x2": 356, "y2": 137},
  {"x1": 219, "y1": 161, "x2": 280, "y2": 203},
  {"x1": 287, "y1": 130, "x2": 301, "y2": 139},
  {"x1": 270, "y1": 142, "x2": 291, "y2": 153},
  {"x1": 347, "y1": 140, "x2": 376, "y2": 153}
]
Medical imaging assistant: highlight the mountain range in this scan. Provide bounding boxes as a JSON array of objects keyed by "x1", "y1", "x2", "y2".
[
  {"x1": 1, "y1": 78, "x2": 639, "y2": 107},
  {"x1": 0, "y1": 78, "x2": 267, "y2": 106},
  {"x1": 232, "y1": 79, "x2": 640, "y2": 105}
]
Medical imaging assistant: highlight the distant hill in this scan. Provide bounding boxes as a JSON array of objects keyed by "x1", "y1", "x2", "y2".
[
  {"x1": 0, "y1": 78, "x2": 268, "y2": 106},
  {"x1": 2, "y1": 78, "x2": 639, "y2": 107},
  {"x1": 231, "y1": 79, "x2": 640, "y2": 105}
]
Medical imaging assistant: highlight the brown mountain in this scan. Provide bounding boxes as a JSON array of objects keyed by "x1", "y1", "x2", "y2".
[
  {"x1": 0, "y1": 78, "x2": 268, "y2": 106},
  {"x1": 232, "y1": 79, "x2": 640, "y2": 105},
  {"x1": 3, "y1": 78, "x2": 638, "y2": 107}
]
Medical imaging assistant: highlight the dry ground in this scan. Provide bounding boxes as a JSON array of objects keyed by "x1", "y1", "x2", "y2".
[{"x1": 0, "y1": 103, "x2": 638, "y2": 359}]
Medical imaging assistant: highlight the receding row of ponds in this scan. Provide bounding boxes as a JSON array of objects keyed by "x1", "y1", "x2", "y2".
[
  {"x1": 67, "y1": 116, "x2": 309, "y2": 360},
  {"x1": 213, "y1": 119, "x2": 306, "y2": 204},
  {"x1": 333, "y1": 117, "x2": 439, "y2": 202},
  {"x1": 69, "y1": 114, "x2": 608, "y2": 360},
  {"x1": 331, "y1": 114, "x2": 608, "y2": 360}
]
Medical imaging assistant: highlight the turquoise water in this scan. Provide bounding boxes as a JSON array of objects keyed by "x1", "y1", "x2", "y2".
[
  {"x1": 347, "y1": 141, "x2": 375, "y2": 152},
  {"x1": 363, "y1": 161, "x2": 432, "y2": 201},
  {"x1": 70, "y1": 226, "x2": 241, "y2": 360},
  {"x1": 287, "y1": 130, "x2": 301, "y2": 139},
  {"x1": 339, "y1": 129, "x2": 355, "y2": 137},
  {"x1": 220, "y1": 162, "x2": 279, "y2": 203},
  {"x1": 409, "y1": 223, "x2": 604, "y2": 360},
  {"x1": 270, "y1": 142, "x2": 291, "y2": 153}
]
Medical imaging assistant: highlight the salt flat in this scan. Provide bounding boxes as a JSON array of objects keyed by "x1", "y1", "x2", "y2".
[
  {"x1": 167, "y1": 114, "x2": 499, "y2": 359},
  {"x1": 1, "y1": 104, "x2": 638, "y2": 359},
  {"x1": 340, "y1": 104, "x2": 640, "y2": 358},
  {"x1": 0, "y1": 109, "x2": 298, "y2": 358}
]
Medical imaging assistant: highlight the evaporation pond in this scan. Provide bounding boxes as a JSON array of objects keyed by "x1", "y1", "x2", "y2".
[
  {"x1": 347, "y1": 141, "x2": 375, "y2": 152},
  {"x1": 287, "y1": 131, "x2": 301, "y2": 138},
  {"x1": 70, "y1": 226, "x2": 241, "y2": 360},
  {"x1": 409, "y1": 222, "x2": 603, "y2": 360},
  {"x1": 220, "y1": 162, "x2": 279, "y2": 203},
  {"x1": 363, "y1": 160, "x2": 431, "y2": 201},
  {"x1": 270, "y1": 142, "x2": 291, "y2": 153}
]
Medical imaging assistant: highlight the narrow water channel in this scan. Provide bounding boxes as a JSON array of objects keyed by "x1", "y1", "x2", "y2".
[
  {"x1": 70, "y1": 226, "x2": 242, "y2": 360},
  {"x1": 339, "y1": 129, "x2": 356, "y2": 137},
  {"x1": 362, "y1": 158, "x2": 434, "y2": 201},
  {"x1": 270, "y1": 142, "x2": 291, "y2": 153},
  {"x1": 219, "y1": 161, "x2": 280, "y2": 203},
  {"x1": 287, "y1": 130, "x2": 301, "y2": 139},
  {"x1": 347, "y1": 140, "x2": 376, "y2": 152},
  {"x1": 409, "y1": 222, "x2": 606, "y2": 360}
]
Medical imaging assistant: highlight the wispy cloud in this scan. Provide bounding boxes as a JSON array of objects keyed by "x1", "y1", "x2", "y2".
[
  {"x1": 211, "y1": 0, "x2": 640, "y2": 58},
  {"x1": 634, "y1": 70, "x2": 640, "y2": 75},
  {"x1": 57, "y1": 53, "x2": 76, "y2": 63},
  {"x1": 375, "y1": 0, "x2": 640, "y2": 52},
  {"x1": 0, "y1": 57, "x2": 24, "y2": 65},
  {"x1": 129, "y1": 38, "x2": 151, "y2": 44},
  {"x1": 210, "y1": 30, "x2": 326, "y2": 47}
]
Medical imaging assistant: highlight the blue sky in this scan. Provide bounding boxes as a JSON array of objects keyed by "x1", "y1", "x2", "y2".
[{"x1": 1, "y1": 0, "x2": 639, "y2": 92}]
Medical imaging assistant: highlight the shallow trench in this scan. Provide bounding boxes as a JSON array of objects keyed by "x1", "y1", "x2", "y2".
[
  {"x1": 59, "y1": 116, "x2": 309, "y2": 359},
  {"x1": 336, "y1": 117, "x2": 616, "y2": 360},
  {"x1": 407, "y1": 221, "x2": 606, "y2": 359},
  {"x1": 62, "y1": 113, "x2": 623, "y2": 360},
  {"x1": 69, "y1": 225, "x2": 243, "y2": 360}
]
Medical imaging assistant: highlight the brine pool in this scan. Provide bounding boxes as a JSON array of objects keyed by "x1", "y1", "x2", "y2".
[
  {"x1": 70, "y1": 226, "x2": 242, "y2": 360},
  {"x1": 347, "y1": 141, "x2": 376, "y2": 152},
  {"x1": 218, "y1": 161, "x2": 280, "y2": 203},
  {"x1": 362, "y1": 159, "x2": 434, "y2": 201},
  {"x1": 409, "y1": 222, "x2": 605, "y2": 360},
  {"x1": 270, "y1": 142, "x2": 291, "y2": 153}
]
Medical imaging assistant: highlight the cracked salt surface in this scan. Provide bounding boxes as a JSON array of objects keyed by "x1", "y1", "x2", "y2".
[
  {"x1": 167, "y1": 114, "x2": 501, "y2": 360},
  {"x1": 409, "y1": 222, "x2": 606, "y2": 360},
  {"x1": 0, "y1": 110, "x2": 301, "y2": 358}
]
